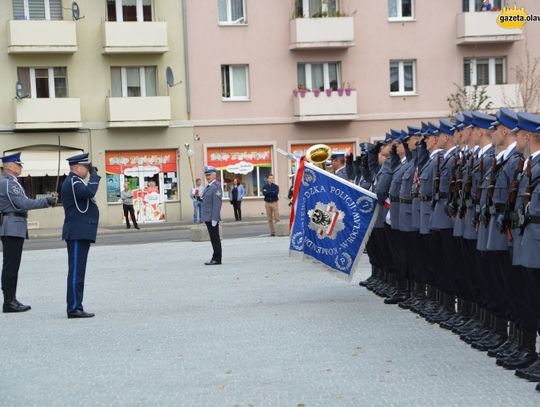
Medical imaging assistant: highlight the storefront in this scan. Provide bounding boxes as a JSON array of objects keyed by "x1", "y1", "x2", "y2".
[
  {"x1": 105, "y1": 149, "x2": 179, "y2": 223},
  {"x1": 205, "y1": 145, "x2": 274, "y2": 199},
  {"x1": 289, "y1": 141, "x2": 356, "y2": 174}
]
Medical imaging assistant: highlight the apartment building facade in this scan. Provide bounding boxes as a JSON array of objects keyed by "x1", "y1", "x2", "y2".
[
  {"x1": 0, "y1": 0, "x2": 193, "y2": 229},
  {"x1": 186, "y1": 0, "x2": 540, "y2": 218}
]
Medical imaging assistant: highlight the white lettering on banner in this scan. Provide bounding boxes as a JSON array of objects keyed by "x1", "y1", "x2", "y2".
[
  {"x1": 303, "y1": 185, "x2": 327, "y2": 199},
  {"x1": 329, "y1": 186, "x2": 358, "y2": 210},
  {"x1": 304, "y1": 237, "x2": 338, "y2": 256},
  {"x1": 340, "y1": 211, "x2": 362, "y2": 249},
  {"x1": 124, "y1": 165, "x2": 160, "y2": 177},
  {"x1": 226, "y1": 161, "x2": 254, "y2": 175}
]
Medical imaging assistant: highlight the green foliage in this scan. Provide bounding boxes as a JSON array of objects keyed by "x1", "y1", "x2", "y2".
[{"x1": 447, "y1": 83, "x2": 493, "y2": 115}]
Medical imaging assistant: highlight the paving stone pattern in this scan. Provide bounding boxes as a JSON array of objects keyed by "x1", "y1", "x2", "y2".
[{"x1": 0, "y1": 237, "x2": 538, "y2": 406}]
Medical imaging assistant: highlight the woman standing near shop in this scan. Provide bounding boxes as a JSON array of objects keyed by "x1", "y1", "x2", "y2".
[{"x1": 229, "y1": 178, "x2": 244, "y2": 221}]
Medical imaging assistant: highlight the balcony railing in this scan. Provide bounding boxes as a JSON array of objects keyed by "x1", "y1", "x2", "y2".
[
  {"x1": 293, "y1": 89, "x2": 358, "y2": 122},
  {"x1": 7, "y1": 20, "x2": 77, "y2": 53},
  {"x1": 465, "y1": 84, "x2": 522, "y2": 110},
  {"x1": 456, "y1": 12, "x2": 522, "y2": 44},
  {"x1": 289, "y1": 17, "x2": 355, "y2": 50},
  {"x1": 13, "y1": 98, "x2": 81, "y2": 130},
  {"x1": 107, "y1": 96, "x2": 171, "y2": 127},
  {"x1": 102, "y1": 22, "x2": 169, "y2": 53}
]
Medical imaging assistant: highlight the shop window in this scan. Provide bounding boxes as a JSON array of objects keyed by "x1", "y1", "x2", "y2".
[
  {"x1": 105, "y1": 150, "x2": 178, "y2": 223},
  {"x1": 12, "y1": 0, "x2": 62, "y2": 20},
  {"x1": 20, "y1": 175, "x2": 66, "y2": 202},
  {"x1": 17, "y1": 67, "x2": 68, "y2": 99},
  {"x1": 206, "y1": 146, "x2": 273, "y2": 198},
  {"x1": 290, "y1": 142, "x2": 355, "y2": 175},
  {"x1": 107, "y1": 0, "x2": 152, "y2": 22},
  {"x1": 111, "y1": 66, "x2": 157, "y2": 97}
]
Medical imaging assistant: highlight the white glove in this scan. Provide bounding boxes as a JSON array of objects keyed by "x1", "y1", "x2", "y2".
[{"x1": 211, "y1": 220, "x2": 217, "y2": 227}]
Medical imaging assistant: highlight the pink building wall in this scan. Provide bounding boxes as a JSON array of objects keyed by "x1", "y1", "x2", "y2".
[{"x1": 185, "y1": 0, "x2": 540, "y2": 220}]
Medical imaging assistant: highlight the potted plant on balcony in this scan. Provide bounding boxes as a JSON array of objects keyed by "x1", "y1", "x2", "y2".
[
  {"x1": 313, "y1": 88, "x2": 321, "y2": 97},
  {"x1": 325, "y1": 88, "x2": 333, "y2": 97},
  {"x1": 344, "y1": 82, "x2": 355, "y2": 96},
  {"x1": 337, "y1": 86, "x2": 344, "y2": 96}
]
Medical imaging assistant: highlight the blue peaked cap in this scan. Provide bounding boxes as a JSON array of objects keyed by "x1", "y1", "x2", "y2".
[
  {"x1": 471, "y1": 112, "x2": 497, "y2": 130},
  {"x1": 439, "y1": 119, "x2": 456, "y2": 136},
  {"x1": 492, "y1": 108, "x2": 518, "y2": 130},
  {"x1": 1, "y1": 152, "x2": 23, "y2": 164},
  {"x1": 454, "y1": 114, "x2": 465, "y2": 130},
  {"x1": 407, "y1": 126, "x2": 421, "y2": 136},
  {"x1": 427, "y1": 122, "x2": 440, "y2": 136},
  {"x1": 462, "y1": 111, "x2": 474, "y2": 128},
  {"x1": 513, "y1": 112, "x2": 540, "y2": 134},
  {"x1": 66, "y1": 152, "x2": 90, "y2": 166},
  {"x1": 204, "y1": 166, "x2": 217, "y2": 174}
]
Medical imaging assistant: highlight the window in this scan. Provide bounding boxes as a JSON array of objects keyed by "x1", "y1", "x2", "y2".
[
  {"x1": 17, "y1": 67, "x2": 68, "y2": 98},
  {"x1": 110, "y1": 67, "x2": 157, "y2": 97},
  {"x1": 462, "y1": 0, "x2": 504, "y2": 12},
  {"x1": 388, "y1": 0, "x2": 413, "y2": 20},
  {"x1": 294, "y1": 0, "x2": 338, "y2": 18},
  {"x1": 221, "y1": 65, "x2": 249, "y2": 100},
  {"x1": 218, "y1": 0, "x2": 246, "y2": 24},
  {"x1": 389, "y1": 60, "x2": 416, "y2": 94},
  {"x1": 464, "y1": 57, "x2": 506, "y2": 86},
  {"x1": 297, "y1": 62, "x2": 341, "y2": 91},
  {"x1": 12, "y1": 0, "x2": 62, "y2": 20},
  {"x1": 107, "y1": 0, "x2": 152, "y2": 22},
  {"x1": 206, "y1": 146, "x2": 273, "y2": 198}
]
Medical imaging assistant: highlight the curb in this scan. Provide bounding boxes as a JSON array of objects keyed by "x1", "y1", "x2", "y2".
[{"x1": 29, "y1": 220, "x2": 269, "y2": 239}]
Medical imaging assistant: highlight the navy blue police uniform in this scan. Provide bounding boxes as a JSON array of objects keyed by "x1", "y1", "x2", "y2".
[{"x1": 61, "y1": 153, "x2": 100, "y2": 318}]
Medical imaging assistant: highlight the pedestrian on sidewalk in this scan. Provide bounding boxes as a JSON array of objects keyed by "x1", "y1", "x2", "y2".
[
  {"x1": 0, "y1": 152, "x2": 56, "y2": 313},
  {"x1": 262, "y1": 174, "x2": 280, "y2": 236},
  {"x1": 229, "y1": 178, "x2": 244, "y2": 221},
  {"x1": 190, "y1": 178, "x2": 204, "y2": 223},
  {"x1": 61, "y1": 153, "x2": 100, "y2": 319},
  {"x1": 121, "y1": 182, "x2": 139, "y2": 230},
  {"x1": 202, "y1": 166, "x2": 222, "y2": 265}
]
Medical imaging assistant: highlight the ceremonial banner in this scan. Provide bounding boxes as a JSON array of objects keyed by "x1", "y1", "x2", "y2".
[{"x1": 289, "y1": 161, "x2": 378, "y2": 281}]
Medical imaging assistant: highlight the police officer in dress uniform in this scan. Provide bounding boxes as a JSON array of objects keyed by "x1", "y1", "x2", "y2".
[
  {"x1": 201, "y1": 166, "x2": 222, "y2": 265},
  {"x1": 510, "y1": 112, "x2": 540, "y2": 384},
  {"x1": 331, "y1": 152, "x2": 349, "y2": 181},
  {"x1": 0, "y1": 152, "x2": 56, "y2": 313},
  {"x1": 62, "y1": 153, "x2": 100, "y2": 319}
]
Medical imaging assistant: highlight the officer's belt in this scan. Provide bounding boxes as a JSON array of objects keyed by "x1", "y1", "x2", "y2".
[
  {"x1": 399, "y1": 197, "x2": 413, "y2": 204},
  {"x1": 419, "y1": 194, "x2": 432, "y2": 202},
  {"x1": 494, "y1": 203, "x2": 506, "y2": 213},
  {"x1": 0, "y1": 212, "x2": 27, "y2": 219},
  {"x1": 390, "y1": 196, "x2": 400, "y2": 203},
  {"x1": 411, "y1": 192, "x2": 419, "y2": 198},
  {"x1": 525, "y1": 215, "x2": 540, "y2": 224}
]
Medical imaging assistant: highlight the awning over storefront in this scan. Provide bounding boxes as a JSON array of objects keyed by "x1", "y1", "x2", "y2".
[
  {"x1": 291, "y1": 142, "x2": 355, "y2": 157},
  {"x1": 105, "y1": 149, "x2": 178, "y2": 175},
  {"x1": 3, "y1": 148, "x2": 83, "y2": 177},
  {"x1": 206, "y1": 146, "x2": 272, "y2": 172}
]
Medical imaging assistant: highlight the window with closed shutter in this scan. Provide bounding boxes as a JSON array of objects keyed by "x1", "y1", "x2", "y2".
[
  {"x1": 12, "y1": 0, "x2": 26, "y2": 19},
  {"x1": 28, "y1": 0, "x2": 46, "y2": 20},
  {"x1": 49, "y1": 0, "x2": 63, "y2": 20}
]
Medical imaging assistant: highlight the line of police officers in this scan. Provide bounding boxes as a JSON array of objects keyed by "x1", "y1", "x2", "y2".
[{"x1": 344, "y1": 110, "x2": 540, "y2": 393}]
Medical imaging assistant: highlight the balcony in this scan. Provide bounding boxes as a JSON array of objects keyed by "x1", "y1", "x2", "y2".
[
  {"x1": 102, "y1": 22, "x2": 169, "y2": 54},
  {"x1": 7, "y1": 20, "x2": 77, "y2": 53},
  {"x1": 13, "y1": 98, "x2": 81, "y2": 130},
  {"x1": 289, "y1": 17, "x2": 355, "y2": 50},
  {"x1": 465, "y1": 84, "x2": 522, "y2": 110},
  {"x1": 107, "y1": 97, "x2": 171, "y2": 127},
  {"x1": 293, "y1": 90, "x2": 358, "y2": 122},
  {"x1": 456, "y1": 12, "x2": 522, "y2": 44}
]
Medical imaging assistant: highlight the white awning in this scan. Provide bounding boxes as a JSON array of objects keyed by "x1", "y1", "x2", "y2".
[{"x1": 4, "y1": 149, "x2": 84, "y2": 177}]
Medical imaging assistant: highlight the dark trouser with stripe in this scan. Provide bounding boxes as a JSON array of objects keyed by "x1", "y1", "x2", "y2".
[
  {"x1": 205, "y1": 222, "x2": 222, "y2": 262},
  {"x1": 66, "y1": 240, "x2": 91, "y2": 312},
  {"x1": 1, "y1": 236, "x2": 24, "y2": 302}
]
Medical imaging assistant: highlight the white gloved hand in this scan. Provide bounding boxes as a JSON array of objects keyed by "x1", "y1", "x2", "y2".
[{"x1": 211, "y1": 220, "x2": 217, "y2": 227}]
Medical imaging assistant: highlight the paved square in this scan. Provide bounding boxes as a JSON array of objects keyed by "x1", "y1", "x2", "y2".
[{"x1": 1, "y1": 236, "x2": 538, "y2": 406}]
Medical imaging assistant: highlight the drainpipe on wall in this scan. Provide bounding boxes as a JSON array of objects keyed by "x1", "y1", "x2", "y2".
[{"x1": 181, "y1": 0, "x2": 191, "y2": 121}]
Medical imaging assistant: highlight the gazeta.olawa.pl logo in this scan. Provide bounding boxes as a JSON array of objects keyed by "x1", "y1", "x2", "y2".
[{"x1": 497, "y1": 3, "x2": 540, "y2": 29}]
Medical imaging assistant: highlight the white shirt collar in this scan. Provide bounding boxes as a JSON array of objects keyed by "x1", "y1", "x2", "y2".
[
  {"x1": 401, "y1": 156, "x2": 407, "y2": 164},
  {"x1": 524, "y1": 149, "x2": 540, "y2": 169},
  {"x1": 496, "y1": 150, "x2": 505, "y2": 162},
  {"x1": 503, "y1": 141, "x2": 517, "y2": 160},
  {"x1": 444, "y1": 145, "x2": 458, "y2": 159},
  {"x1": 430, "y1": 149, "x2": 443, "y2": 159},
  {"x1": 472, "y1": 145, "x2": 480, "y2": 153},
  {"x1": 478, "y1": 144, "x2": 492, "y2": 158}
]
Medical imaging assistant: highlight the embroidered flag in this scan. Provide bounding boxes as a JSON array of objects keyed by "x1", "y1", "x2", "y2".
[{"x1": 289, "y1": 161, "x2": 378, "y2": 281}]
